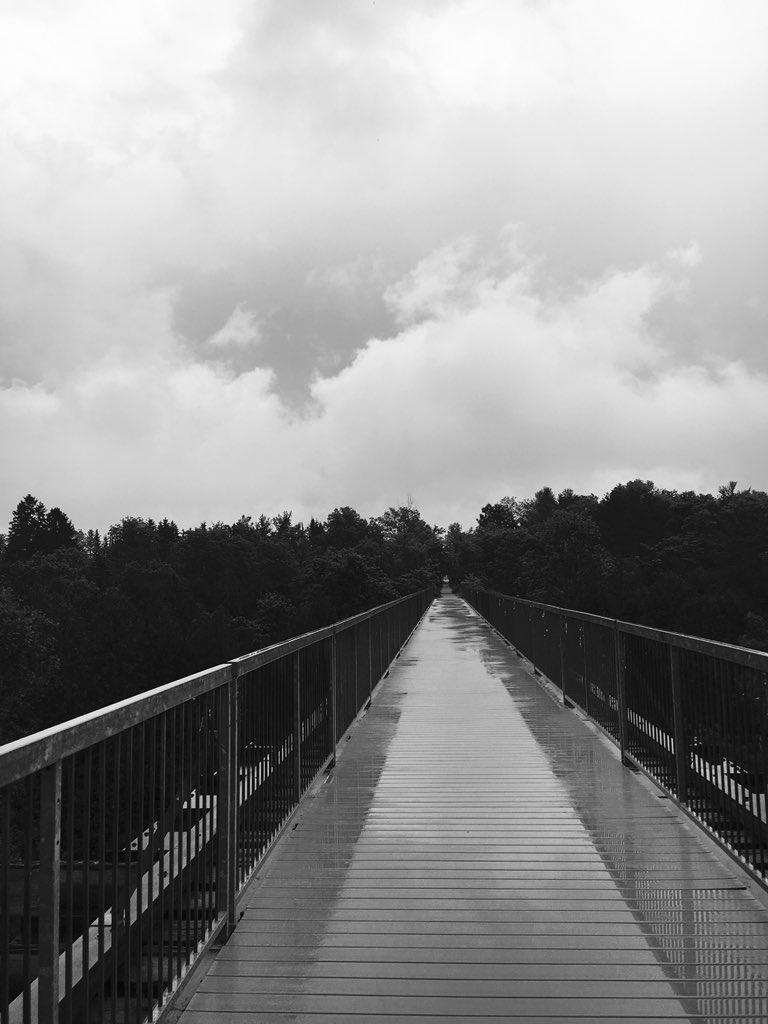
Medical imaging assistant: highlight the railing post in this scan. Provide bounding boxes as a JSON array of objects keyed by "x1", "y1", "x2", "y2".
[
  {"x1": 670, "y1": 645, "x2": 688, "y2": 802},
  {"x1": 614, "y1": 623, "x2": 630, "y2": 767},
  {"x1": 293, "y1": 652, "x2": 302, "y2": 803},
  {"x1": 353, "y1": 626, "x2": 359, "y2": 715},
  {"x1": 330, "y1": 630, "x2": 338, "y2": 767},
  {"x1": 38, "y1": 760, "x2": 62, "y2": 1024},
  {"x1": 582, "y1": 623, "x2": 590, "y2": 717},
  {"x1": 558, "y1": 614, "x2": 567, "y2": 705},
  {"x1": 217, "y1": 666, "x2": 238, "y2": 938},
  {"x1": 370, "y1": 610, "x2": 376, "y2": 700}
]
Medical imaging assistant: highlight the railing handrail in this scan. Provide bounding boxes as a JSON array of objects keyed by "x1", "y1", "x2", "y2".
[
  {"x1": 469, "y1": 585, "x2": 768, "y2": 671},
  {"x1": 0, "y1": 589, "x2": 434, "y2": 788}
]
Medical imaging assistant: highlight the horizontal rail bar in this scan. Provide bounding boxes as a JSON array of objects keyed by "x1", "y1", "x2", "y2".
[
  {"x1": 0, "y1": 593, "x2": 430, "y2": 788},
  {"x1": 473, "y1": 587, "x2": 768, "y2": 671}
]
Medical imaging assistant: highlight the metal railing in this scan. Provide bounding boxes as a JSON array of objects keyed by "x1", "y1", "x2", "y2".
[
  {"x1": 461, "y1": 585, "x2": 768, "y2": 885},
  {"x1": 0, "y1": 589, "x2": 434, "y2": 1024}
]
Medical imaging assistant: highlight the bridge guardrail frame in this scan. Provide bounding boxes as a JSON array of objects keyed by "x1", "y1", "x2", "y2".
[
  {"x1": 460, "y1": 585, "x2": 768, "y2": 890},
  {"x1": 0, "y1": 588, "x2": 435, "y2": 1024}
]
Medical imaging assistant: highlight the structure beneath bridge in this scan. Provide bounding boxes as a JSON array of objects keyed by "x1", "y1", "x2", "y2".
[{"x1": 175, "y1": 593, "x2": 768, "y2": 1023}]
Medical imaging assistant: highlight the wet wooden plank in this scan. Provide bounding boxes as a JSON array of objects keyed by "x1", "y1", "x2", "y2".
[
  {"x1": 207, "y1": 959, "x2": 768, "y2": 983},
  {"x1": 187, "y1": 991, "x2": 694, "y2": 1016},
  {"x1": 180, "y1": 1017, "x2": 699, "y2": 1024}
]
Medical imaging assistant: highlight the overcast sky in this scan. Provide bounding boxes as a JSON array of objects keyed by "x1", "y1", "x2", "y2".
[{"x1": 1, "y1": 0, "x2": 767, "y2": 532}]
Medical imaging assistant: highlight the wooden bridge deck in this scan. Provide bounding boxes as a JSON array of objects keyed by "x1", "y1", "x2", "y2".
[{"x1": 178, "y1": 594, "x2": 768, "y2": 1023}]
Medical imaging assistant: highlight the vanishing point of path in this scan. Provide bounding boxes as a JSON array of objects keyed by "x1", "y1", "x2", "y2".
[{"x1": 178, "y1": 593, "x2": 768, "y2": 1022}]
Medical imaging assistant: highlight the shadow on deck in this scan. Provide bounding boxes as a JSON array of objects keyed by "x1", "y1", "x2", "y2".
[{"x1": 177, "y1": 594, "x2": 768, "y2": 1023}]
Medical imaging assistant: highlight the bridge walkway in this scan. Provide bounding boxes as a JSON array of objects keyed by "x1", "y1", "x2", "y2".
[{"x1": 178, "y1": 593, "x2": 768, "y2": 1022}]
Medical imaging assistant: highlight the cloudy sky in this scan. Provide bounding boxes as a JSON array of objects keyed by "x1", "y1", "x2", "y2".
[{"x1": 1, "y1": 0, "x2": 767, "y2": 532}]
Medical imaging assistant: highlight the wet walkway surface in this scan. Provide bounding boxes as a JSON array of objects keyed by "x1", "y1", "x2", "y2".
[{"x1": 179, "y1": 594, "x2": 768, "y2": 1022}]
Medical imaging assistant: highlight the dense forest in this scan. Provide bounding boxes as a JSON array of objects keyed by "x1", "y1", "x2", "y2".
[
  {"x1": 0, "y1": 498, "x2": 444, "y2": 743},
  {"x1": 445, "y1": 480, "x2": 768, "y2": 653},
  {"x1": 2, "y1": 479, "x2": 767, "y2": 744}
]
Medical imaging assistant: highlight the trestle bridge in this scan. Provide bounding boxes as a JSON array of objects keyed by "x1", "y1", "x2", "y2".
[{"x1": 3, "y1": 587, "x2": 768, "y2": 1022}]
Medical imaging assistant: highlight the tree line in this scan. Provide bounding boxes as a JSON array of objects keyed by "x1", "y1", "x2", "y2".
[
  {"x1": 0, "y1": 497, "x2": 444, "y2": 743},
  {"x1": 2, "y1": 479, "x2": 767, "y2": 744},
  {"x1": 444, "y1": 480, "x2": 768, "y2": 654}
]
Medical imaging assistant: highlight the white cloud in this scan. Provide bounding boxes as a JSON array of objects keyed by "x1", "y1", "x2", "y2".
[
  {"x1": 206, "y1": 304, "x2": 262, "y2": 349},
  {"x1": 1, "y1": 1, "x2": 768, "y2": 530},
  {"x1": 3, "y1": 243, "x2": 767, "y2": 532},
  {"x1": 407, "y1": 0, "x2": 768, "y2": 110},
  {"x1": 669, "y1": 242, "x2": 703, "y2": 269}
]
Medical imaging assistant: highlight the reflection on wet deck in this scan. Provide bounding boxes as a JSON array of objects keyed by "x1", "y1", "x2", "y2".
[{"x1": 180, "y1": 594, "x2": 768, "y2": 1022}]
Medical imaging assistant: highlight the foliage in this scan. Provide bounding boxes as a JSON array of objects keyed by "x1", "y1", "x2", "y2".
[
  {"x1": 0, "y1": 497, "x2": 443, "y2": 741},
  {"x1": 3, "y1": 478, "x2": 766, "y2": 744},
  {"x1": 447, "y1": 480, "x2": 768, "y2": 649}
]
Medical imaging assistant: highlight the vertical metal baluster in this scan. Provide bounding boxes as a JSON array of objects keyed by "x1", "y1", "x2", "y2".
[
  {"x1": 158, "y1": 715, "x2": 167, "y2": 1007},
  {"x1": 135, "y1": 723, "x2": 145, "y2": 1024},
  {"x1": 61, "y1": 759, "x2": 73, "y2": 1024},
  {"x1": 708, "y1": 657, "x2": 720, "y2": 836},
  {"x1": 757, "y1": 678, "x2": 768, "y2": 878},
  {"x1": 670, "y1": 645, "x2": 688, "y2": 803},
  {"x1": 725, "y1": 662, "x2": 744, "y2": 854},
  {"x1": 736, "y1": 665, "x2": 755, "y2": 869},
  {"x1": 168, "y1": 710, "x2": 178, "y2": 990},
  {"x1": 2, "y1": 786, "x2": 10, "y2": 1024},
  {"x1": 97, "y1": 743, "x2": 106, "y2": 1023},
  {"x1": 739, "y1": 665, "x2": 755, "y2": 867},
  {"x1": 561, "y1": 610, "x2": 573, "y2": 708},
  {"x1": 278, "y1": 661, "x2": 284, "y2": 830},
  {"x1": 232, "y1": 672, "x2": 240, "y2": 917},
  {"x1": 614, "y1": 626, "x2": 630, "y2": 767},
  {"x1": 146, "y1": 719, "x2": 156, "y2": 1022},
  {"x1": 176, "y1": 707, "x2": 184, "y2": 982},
  {"x1": 280, "y1": 660, "x2": 286, "y2": 823},
  {"x1": 250, "y1": 674, "x2": 258, "y2": 872},
  {"x1": 193, "y1": 699, "x2": 201, "y2": 958},
  {"x1": 124, "y1": 731, "x2": 133, "y2": 1024},
  {"x1": 111, "y1": 736, "x2": 120, "y2": 1024},
  {"x1": 278, "y1": 663, "x2": 284, "y2": 831},
  {"x1": 23, "y1": 776, "x2": 33, "y2": 1024},
  {"x1": 65, "y1": 757, "x2": 76, "y2": 1024},
  {"x1": 206, "y1": 694, "x2": 214, "y2": 931},
  {"x1": 267, "y1": 666, "x2": 274, "y2": 846},
  {"x1": 199, "y1": 701, "x2": 208, "y2": 938},
  {"x1": 330, "y1": 631, "x2": 338, "y2": 767},
  {"x1": 39, "y1": 761, "x2": 62, "y2": 1024},
  {"x1": 356, "y1": 618, "x2": 362, "y2": 716},
  {"x1": 238, "y1": 681, "x2": 245, "y2": 886},
  {"x1": 582, "y1": 623, "x2": 590, "y2": 717},
  {"x1": 368, "y1": 619, "x2": 373, "y2": 701},
  {"x1": 260, "y1": 669, "x2": 266, "y2": 851},
  {"x1": 269, "y1": 666, "x2": 275, "y2": 844},
  {"x1": 82, "y1": 750, "x2": 91, "y2": 1024},
  {"x1": 185, "y1": 704, "x2": 193, "y2": 968},
  {"x1": 216, "y1": 669, "x2": 237, "y2": 939},
  {"x1": 293, "y1": 653, "x2": 302, "y2": 803},
  {"x1": 717, "y1": 661, "x2": 730, "y2": 847},
  {"x1": 282, "y1": 658, "x2": 289, "y2": 823},
  {"x1": 250, "y1": 677, "x2": 257, "y2": 879}
]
